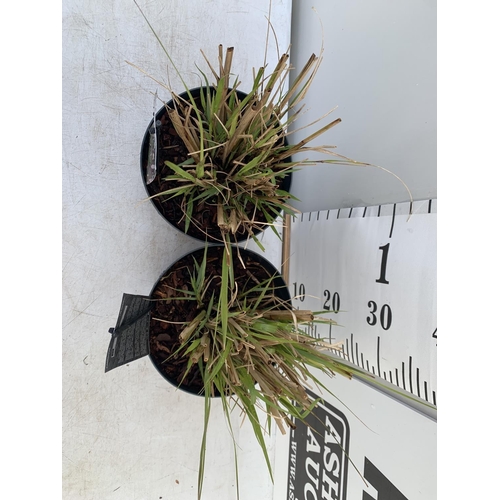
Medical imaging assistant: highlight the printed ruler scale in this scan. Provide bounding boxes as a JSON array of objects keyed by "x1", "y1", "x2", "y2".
[
  {"x1": 286, "y1": 199, "x2": 437, "y2": 407},
  {"x1": 273, "y1": 199, "x2": 437, "y2": 500}
]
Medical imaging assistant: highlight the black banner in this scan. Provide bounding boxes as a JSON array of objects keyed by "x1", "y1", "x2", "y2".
[{"x1": 287, "y1": 390, "x2": 350, "y2": 500}]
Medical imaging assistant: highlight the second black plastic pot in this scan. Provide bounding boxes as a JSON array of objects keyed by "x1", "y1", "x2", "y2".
[{"x1": 148, "y1": 245, "x2": 291, "y2": 396}]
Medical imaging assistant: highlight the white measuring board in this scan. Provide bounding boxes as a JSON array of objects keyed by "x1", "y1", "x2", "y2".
[
  {"x1": 288, "y1": 199, "x2": 437, "y2": 406},
  {"x1": 271, "y1": 200, "x2": 437, "y2": 499}
]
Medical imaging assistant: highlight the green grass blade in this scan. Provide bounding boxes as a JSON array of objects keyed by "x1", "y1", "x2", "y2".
[
  {"x1": 165, "y1": 161, "x2": 196, "y2": 181},
  {"x1": 197, "y1": 371, "x2": 212, "y2": 500},
  {"x1": 219, "y1": 248, "x2": 229, "y2": 344}
]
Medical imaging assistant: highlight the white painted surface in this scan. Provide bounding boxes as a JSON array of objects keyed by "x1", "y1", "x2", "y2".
[
  {"x1": 62, "y1": 1, "x2": 291, "y2": 498},
  {"x1": 288, "y1": 0, "x2": 437, "y2": 212}
]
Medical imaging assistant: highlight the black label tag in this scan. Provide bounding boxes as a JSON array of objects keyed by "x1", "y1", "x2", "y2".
[
  {"x1": 287, "y1": 390, "x2": 350, "y2": 500},
  {"x1": 104, "y1": 293, "x2": 154, "y2": 372}
]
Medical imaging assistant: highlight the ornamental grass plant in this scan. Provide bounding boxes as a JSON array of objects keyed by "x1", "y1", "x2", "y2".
[
  {"x1": 149, "y1": 245, "x2": 374, "y2": 499},
  {"x1": 131, "y1": 1, "x2": 411, "y2": 248}
]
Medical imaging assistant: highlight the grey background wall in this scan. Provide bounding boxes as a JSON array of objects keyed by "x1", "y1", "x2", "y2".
[{"x1": 288, "y1": 0, "x2": 436, "y2": 212}]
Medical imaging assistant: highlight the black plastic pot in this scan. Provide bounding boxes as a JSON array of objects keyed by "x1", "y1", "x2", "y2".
[
  {"x1": 148, "y1": 245, "x2": 291, "y2": 396},
  {"x1": 140, "y1": 87, "x2": 292, "y2": 242}
]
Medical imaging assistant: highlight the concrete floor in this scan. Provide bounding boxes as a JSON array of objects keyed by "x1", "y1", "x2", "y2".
[{"x1": 62, "y1": 1, "x2": 291, "y2": 499}]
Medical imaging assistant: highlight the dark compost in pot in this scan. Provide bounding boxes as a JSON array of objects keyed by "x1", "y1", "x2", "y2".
[{"x1": 148, "y1": 245, "x2": 291, "y2": 395}]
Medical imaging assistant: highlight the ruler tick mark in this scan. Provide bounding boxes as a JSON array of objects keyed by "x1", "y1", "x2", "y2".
[
  {"x1": 350, "y1": 334, "x2": 355, "y2": 365},
  {"x1": 389, "y1": 203, "x2": 396, "y2": 238},
  {"x1": 416, "y1": 368, "x2": 421, "y2": 398},
  {"x1": 377, "y1": 337, "x2": 381, "y2": 377},
  {"x1": 401, "y1": 362, "x2": 406, "y2": 391},
  {"x1": 409, "y1": 356, "x2": 413, "y2": 394}
]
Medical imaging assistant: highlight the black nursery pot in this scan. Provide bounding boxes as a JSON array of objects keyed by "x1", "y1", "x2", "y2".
[
  {"x1": 140, "y1": 87, "x2": 292, "y2": 243},
  {"x1": 148, "y1": 245, "x2": 292, "y2": 396}
]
